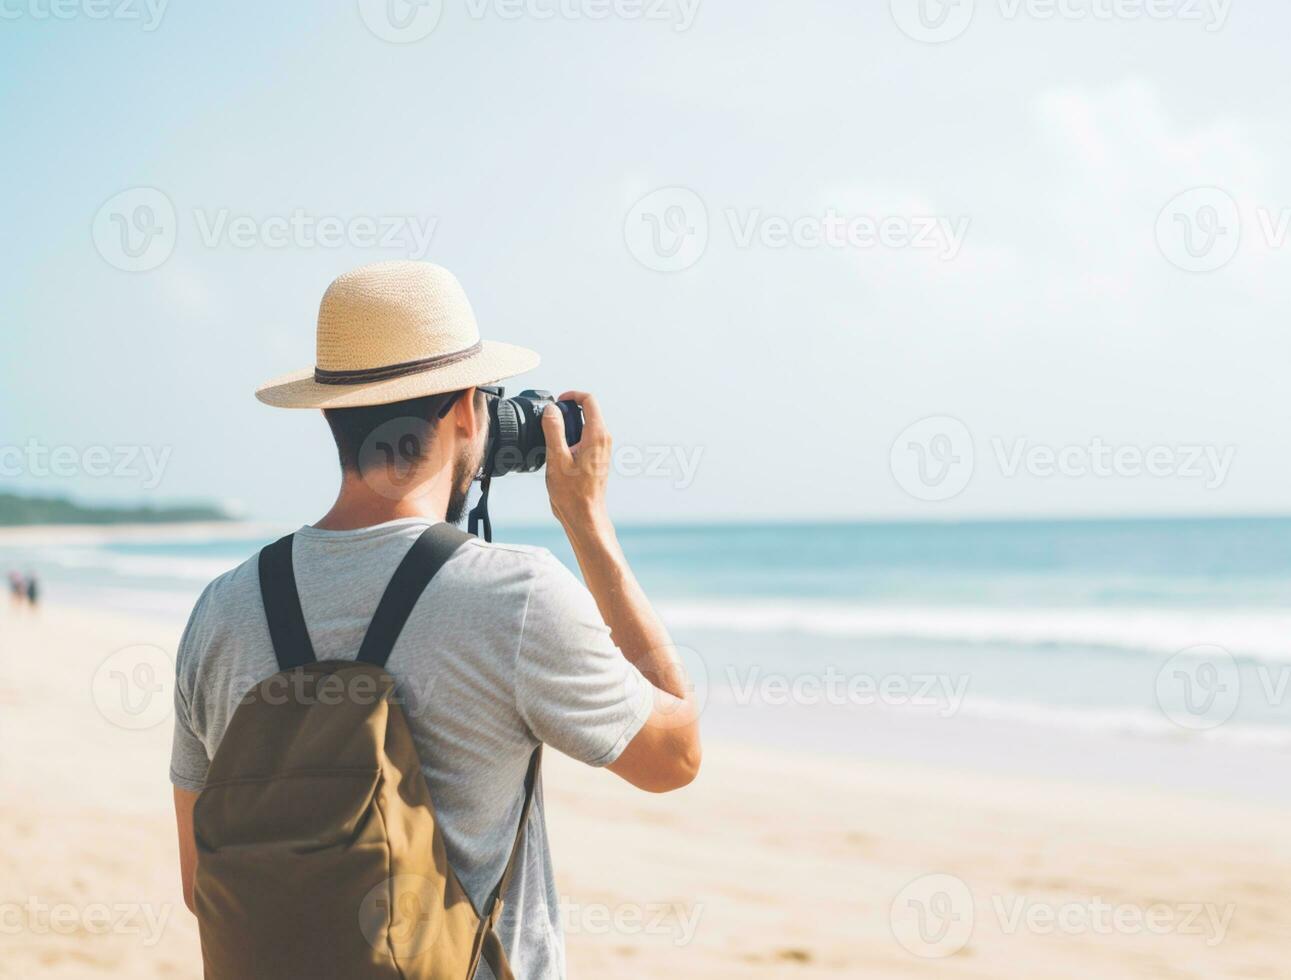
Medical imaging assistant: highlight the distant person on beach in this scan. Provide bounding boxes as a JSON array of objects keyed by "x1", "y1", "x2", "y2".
[
  {"x1": 7, "y1": 571, "x2": 23, "y2": 610},
  {"x1": 24, "y1": 573, "x2": 39, "y2": 611},
  {"x1": 170, "y1": 262, "x2": 700, "y2": 979}
]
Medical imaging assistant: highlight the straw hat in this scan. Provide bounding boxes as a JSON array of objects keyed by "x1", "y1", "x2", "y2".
[{"x1": 255, "y1": 261, "x2": 539, "y2": 409}]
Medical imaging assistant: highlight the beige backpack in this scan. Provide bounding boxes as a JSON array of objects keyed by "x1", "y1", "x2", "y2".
[{"x1": 193, "y1": 524, "x2": 541, "y2": 979}]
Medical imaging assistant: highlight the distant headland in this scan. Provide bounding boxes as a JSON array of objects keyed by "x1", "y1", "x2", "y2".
[{"x1": 0, "y1": 491, "x2": 232, "y2": 526}]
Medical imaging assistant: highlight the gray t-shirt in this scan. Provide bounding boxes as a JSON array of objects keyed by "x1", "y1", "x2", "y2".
[{"x1": 170, "y1": 518, "x2": 654, "y2": 980}]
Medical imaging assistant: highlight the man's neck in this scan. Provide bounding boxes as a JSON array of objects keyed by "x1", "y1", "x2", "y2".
[{"x1": 313, "y1": 476, "x2": 450, "y2": 531}]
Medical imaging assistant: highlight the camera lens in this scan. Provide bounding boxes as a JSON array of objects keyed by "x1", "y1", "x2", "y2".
[{"x1": 486, "y1": 389, "x2": 583, "y2": 477}]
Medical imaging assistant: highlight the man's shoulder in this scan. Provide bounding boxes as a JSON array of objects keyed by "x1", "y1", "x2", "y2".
[
  {"x1": 199, "y1": 551, "x2": 263, "y2": 609},
  {"x1": 447, "y1": 537, "x2": 572, "y2": 591},
  {"x1": 453, "y1": 538, "x2": 600, "y2": 636},
  {"x1": 178, "y1": 552, "x2": 263, "y2": 655},
  {"x1": 458, "y1": 536, "x2": 559, "y2": 567}
]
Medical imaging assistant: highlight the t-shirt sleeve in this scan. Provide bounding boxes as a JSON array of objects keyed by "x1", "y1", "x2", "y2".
[
  {"x1": 514, "y1": 553, "x2": 655, "y2": 767},
  {"x1": 169, "y1": 591, "x2": 212, "y2": 791}
]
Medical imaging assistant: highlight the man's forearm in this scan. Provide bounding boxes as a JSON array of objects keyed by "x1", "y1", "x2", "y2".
[
  {"x1": 562, "y1": 508, "x2": 690, "y2": 703},
  {"x1": 543, "y1": 394, "x2": 701, "y2": 791}
]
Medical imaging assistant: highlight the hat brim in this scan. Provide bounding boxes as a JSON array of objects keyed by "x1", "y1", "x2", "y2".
[{"x1": 255, "y1": 340, "x2": 541, "y2": 409}]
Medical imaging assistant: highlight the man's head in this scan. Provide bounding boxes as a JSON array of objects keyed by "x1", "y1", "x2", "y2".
[
  {"x1": 323, "y1": 387, "x2": 487, "y2": 524},
  {"x1": 253, "y1": 261, "x2": 538, "y2": 524}
]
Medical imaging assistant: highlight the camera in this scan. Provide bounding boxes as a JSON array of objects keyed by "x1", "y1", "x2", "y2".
[{"x1": 484, "y1": 388, "x2": 584, "y2": 477}]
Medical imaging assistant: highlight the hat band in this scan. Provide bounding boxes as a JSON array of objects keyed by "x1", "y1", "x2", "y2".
[{"x1": 313, "y1": 341, "x2": 483, "y2": 386}]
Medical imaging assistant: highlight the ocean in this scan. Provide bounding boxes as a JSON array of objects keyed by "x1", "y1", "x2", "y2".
[{"x1": 6, "y1": 517, "x2": 1290, "y2": 800}]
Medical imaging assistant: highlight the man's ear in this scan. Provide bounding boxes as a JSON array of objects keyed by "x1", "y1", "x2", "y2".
[{"x1": 452, "y1": 387, "x2": 479, "y2": 436}]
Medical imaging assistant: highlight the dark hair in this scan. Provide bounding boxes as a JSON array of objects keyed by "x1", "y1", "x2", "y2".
[{"x1": 323, "y1": 389, "x2": 478, "y2": 473}]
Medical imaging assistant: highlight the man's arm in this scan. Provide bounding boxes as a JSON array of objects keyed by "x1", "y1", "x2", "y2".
[
  {"x1": 542, "y1": 393, "x2": 702, "y2": 793},
  {"x1": 174, "y1": 787, "x2": 199, "y2": 914}
]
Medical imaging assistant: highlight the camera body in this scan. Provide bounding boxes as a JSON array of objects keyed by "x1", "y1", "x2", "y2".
[{"x1": 485, "y1": 389, "x2": 584, "y2": 477}]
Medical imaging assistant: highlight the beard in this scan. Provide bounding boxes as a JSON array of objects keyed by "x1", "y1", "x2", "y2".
[{"x1": 445, "y1": 437, "x2": 483, "y2": 526}]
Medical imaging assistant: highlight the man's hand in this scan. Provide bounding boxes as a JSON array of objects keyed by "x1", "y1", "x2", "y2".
[
  {"x1": 541, "y1": 391, "x2": 611, "y2": 530},
  {"x1": 174, "y1": 787, "x2": 200, "y2": 914},
  {"x1": 541, "y1": 390, "x2": 701, "y2": 793}
]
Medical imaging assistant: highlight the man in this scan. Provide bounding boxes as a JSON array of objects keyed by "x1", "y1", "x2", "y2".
[{"x1": 170, "y1": 261, "x2": 701, "y2": 978}]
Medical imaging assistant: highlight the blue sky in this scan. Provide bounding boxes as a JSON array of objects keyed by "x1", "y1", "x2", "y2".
[{"x1": 2, "y1": 1, "x2": 1289, "y2": 524}]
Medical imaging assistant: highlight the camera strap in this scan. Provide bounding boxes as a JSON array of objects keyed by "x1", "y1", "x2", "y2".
[{"x1": 468, "y1": 472, "x2": 493, "y2": 543}]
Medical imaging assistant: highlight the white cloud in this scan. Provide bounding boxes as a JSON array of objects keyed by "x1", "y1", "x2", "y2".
[{"x1": 1031, "y1": 78, "x2": 1280, "y2": 281}]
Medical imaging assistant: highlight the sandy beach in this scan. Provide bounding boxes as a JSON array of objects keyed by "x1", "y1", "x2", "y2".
[{"x1": 1, "y1": 602, "x2": 1288, "y2": 979}]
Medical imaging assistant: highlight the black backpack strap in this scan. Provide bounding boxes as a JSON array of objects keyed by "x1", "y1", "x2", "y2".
[
  {"x1": 469, "y1": 746, "x2": 543, "y2": 980},
  {"x1": 258, "y1": 533, "x2": 317, "y2": 670},
  {"x1": 494, "y1": 745, "x2": 542, "y2": 907},
  {"x1": 355, "y1": 523, "x2": 472, "y2": 668}
]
